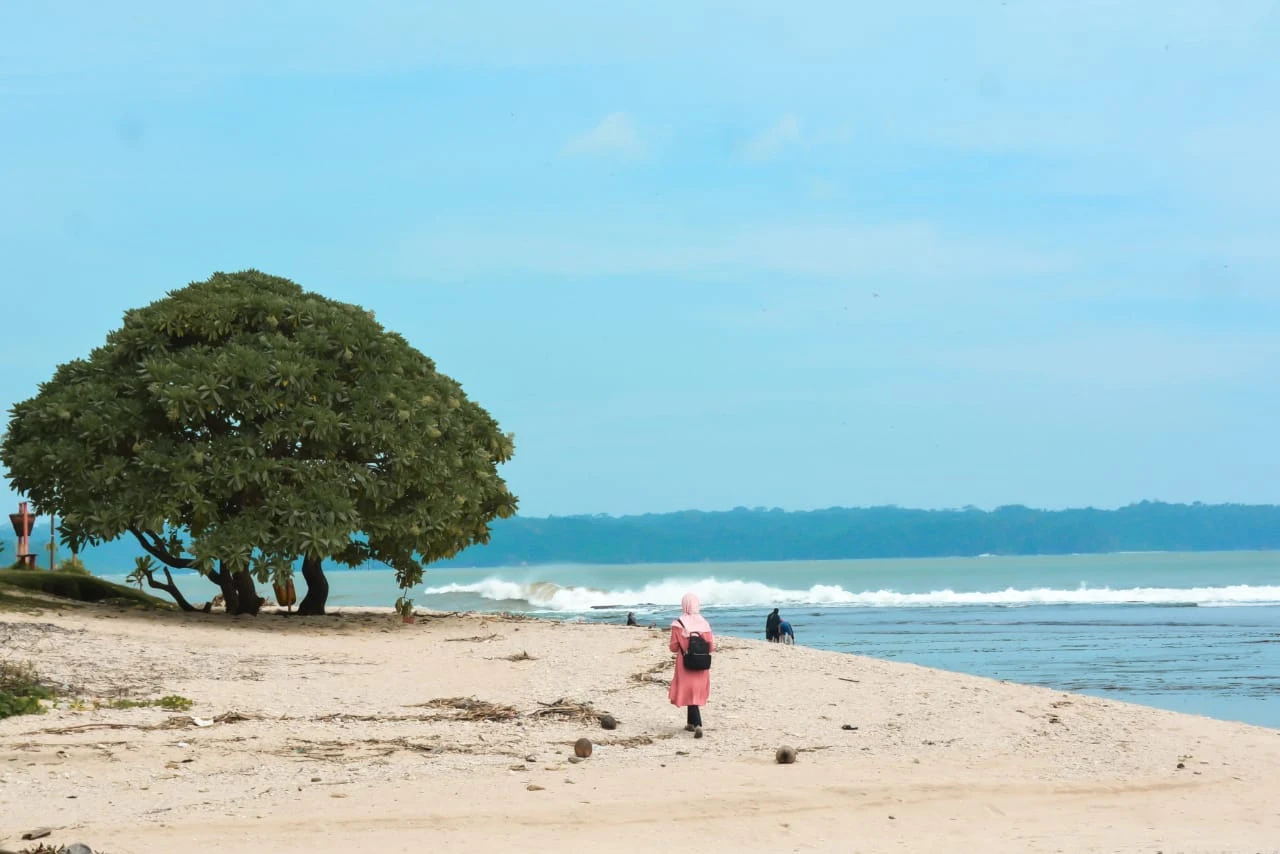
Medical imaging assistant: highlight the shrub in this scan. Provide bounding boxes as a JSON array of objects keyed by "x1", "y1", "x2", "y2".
[
  {"x1": 57, "y1": 555, "x2": 89, "y2": 575},
  {"x1": 0, "y1": 659, "x2": 53, "y2": 719}
]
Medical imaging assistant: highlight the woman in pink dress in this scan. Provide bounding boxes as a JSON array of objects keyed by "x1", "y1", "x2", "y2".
[{"x1": 669, "y1": 592, "x2": 714, "y2": 738}]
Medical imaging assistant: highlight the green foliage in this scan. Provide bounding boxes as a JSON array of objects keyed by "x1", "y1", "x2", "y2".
[
  {"x1": 0, "y1": 569, "x2": 168, "y2": 607},
  {"x1": 126, "y1": 555, "x2": 154, "y2": 590},
  {"x1": 394, "y1": 593, "x2": 415, "y2": 617},
  {"x1": 1, "y1": 270, "x2": 517, "y2": 598},
  {"x1": 95, "y1": 694, "x2": 193, "y2": 711},
  {"x1": 0, "y1": 659, "x2": 53, "y2": 719},
  {"x1": 57, "y1": 554, "x2": 89, "y2": 574},
  {"x1": 157, "y1": 693, "x2": 194, "y2": 710}
]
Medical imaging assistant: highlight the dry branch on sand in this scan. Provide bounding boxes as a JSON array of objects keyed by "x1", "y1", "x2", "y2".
[
  {"x1": 598, "y1": 733, "x2": 671, "y2": 748},
  {"x1": 410, "y1": 696, "x2": 521, "y2": 722},
  {"x1": 528, "y1": 698, "x2": 610, "y2": 723},
  {"x1": 630, "y1": 660, "x2": 671, "y2": 684},
  {"x1": 276, "y1": 735, "x2": 517, "y2": 761},
  {"x1": 443, "y1": 633, "x2": 502, "y2": 643},
  {"x1": 499, "y1": 650, "x2": 536, "y2": 661}
]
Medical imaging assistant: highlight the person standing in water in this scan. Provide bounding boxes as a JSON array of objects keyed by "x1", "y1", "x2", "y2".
[
  {"x1": 669, "y1": 593, "x2": 714, "y2": 738},
  {"x1": 765, "y1": 608, "x2": 781, "y2": 642}
]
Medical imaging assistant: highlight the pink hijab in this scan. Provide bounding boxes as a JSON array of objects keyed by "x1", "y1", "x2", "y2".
[{"x1": 673, "y1": 592, "x2": 712, "y2": 635}]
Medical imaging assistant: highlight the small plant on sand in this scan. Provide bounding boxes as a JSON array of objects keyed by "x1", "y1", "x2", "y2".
[
  {"x1": 126, "y1": 556, "x2": 151, "y2": 590},
  {"x1": 57, "y1": 554, "x2": 88, "y2": 574},
  {"x1": 156, "y1": 694, "x2": 194, "y2": 711},
  {"x1": 0, "y1": 659, "x2": 54, "y2": 719},
  {"x1": 95, "y1": 694, "x2": 193, "y2": 711},
  {"x1": 395, "y1": 592, "x2": 415, "y2": 622}
]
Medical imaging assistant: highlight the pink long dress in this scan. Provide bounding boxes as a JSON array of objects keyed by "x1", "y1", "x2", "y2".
[{"x1": 669, "y1": 622, "x2": 715, "y2": 708}]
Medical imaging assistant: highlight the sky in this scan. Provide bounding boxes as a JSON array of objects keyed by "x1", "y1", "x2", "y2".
[{"x1": 1, "y1": 0, "x2": 1278, "y2": 518}]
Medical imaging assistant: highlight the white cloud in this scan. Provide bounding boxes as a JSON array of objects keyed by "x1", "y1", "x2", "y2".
[
  {"x1": 563, "y1": 112, "x2": 646, "y2": 158},
  {"x1": 741, "y1": 114, "x2": 802, "y2": 161}
]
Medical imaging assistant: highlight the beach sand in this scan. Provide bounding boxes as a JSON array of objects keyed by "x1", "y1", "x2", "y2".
[{"x1": 2, "y1": 601, "x2": 1278, "y2": 853}]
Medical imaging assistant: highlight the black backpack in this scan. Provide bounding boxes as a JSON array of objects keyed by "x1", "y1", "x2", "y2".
[{"x1": 677, "y1": 619, "x2": 712, "y2": 671}]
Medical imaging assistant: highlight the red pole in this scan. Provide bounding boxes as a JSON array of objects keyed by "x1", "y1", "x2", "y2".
[{"x1": 19, "y1": 501, "x2": 30, "y2": 566}]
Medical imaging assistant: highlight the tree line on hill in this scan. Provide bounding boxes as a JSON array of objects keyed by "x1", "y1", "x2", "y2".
[{"x1": 436, "y1": 501, "x2": 1280, "y2": 566}]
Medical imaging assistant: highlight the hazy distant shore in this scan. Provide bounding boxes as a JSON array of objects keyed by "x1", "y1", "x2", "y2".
[{"x1": 10, "y1": 501, "x2": 1279, "y2": 572}]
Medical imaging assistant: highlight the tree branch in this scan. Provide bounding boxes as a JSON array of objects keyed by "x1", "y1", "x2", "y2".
[
  {"x1": 128, "y1": 526, "x2": 196, "y2": 569},
  {"x1": 136, "y1": 560, "x2": 198, "y2": 612}
]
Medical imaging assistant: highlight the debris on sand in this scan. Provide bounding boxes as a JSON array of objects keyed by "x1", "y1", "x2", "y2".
[
  {"x1": 444, "y1": 633, "x2": 502, "y2": 643},
  {"x1": 416, "y1": 696, "x2": 520, "y2": 722},
  {"x1": 528, "y1": 698, "x2": 611, "y2": 723}
]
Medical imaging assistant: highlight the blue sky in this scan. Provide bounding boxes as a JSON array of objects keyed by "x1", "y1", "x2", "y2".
[{"x1": 2, "y1": 0, "x2": 1278, "y2": 517}]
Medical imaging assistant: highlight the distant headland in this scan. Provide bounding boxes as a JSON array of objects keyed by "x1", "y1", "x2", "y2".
[{"x1": 10, "y1": 500, "x2": 1276, "y2": 572}]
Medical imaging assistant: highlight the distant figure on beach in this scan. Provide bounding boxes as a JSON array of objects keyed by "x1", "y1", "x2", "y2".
[
  {"x1": 765, "y1": 608, "x2": 781, "y2": 642},
  {"x1": 669, "y1": 592, "x2": 714, "y2": 738},
  {"x1": 779, "y1": 619, "x2": 795, "y2": 645},
  {"x1": 626, "y1": 612, "x2": 638, "y2": 626}
]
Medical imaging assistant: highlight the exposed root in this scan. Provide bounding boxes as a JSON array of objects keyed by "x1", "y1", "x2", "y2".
[{"x1": 444, "y1": 633, "x2": 502, "y2": 643}]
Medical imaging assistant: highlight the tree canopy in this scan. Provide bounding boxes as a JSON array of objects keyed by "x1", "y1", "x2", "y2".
[{"x1": 1, "y1": 270, "x2": 517, "y2": 614}]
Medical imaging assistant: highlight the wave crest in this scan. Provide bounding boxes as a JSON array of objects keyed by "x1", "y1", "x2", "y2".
[{"x1": 418, "y1": 577, "x2": 1280, "y2": 612}]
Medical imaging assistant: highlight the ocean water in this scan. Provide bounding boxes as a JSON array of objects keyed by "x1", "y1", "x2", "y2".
[{"x1": 104, "y1": 550, "x2": 1280, "y2": 729}]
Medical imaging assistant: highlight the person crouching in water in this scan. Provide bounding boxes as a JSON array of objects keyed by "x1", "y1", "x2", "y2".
[
  {"x1": 669, "y1": 593, "x2": 714, "y2": 738},
  {"x1": 779, "y1": 618, "x2": 795, "y2": 645}
]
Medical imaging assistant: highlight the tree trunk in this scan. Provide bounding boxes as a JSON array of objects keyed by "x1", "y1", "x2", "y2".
[
  {"x1": 230, "y1": 570, "x2": 263, "y2": 616},
  {"x1": 297, "y1": 556, "x2": 328, "y2": 616},
  {"x1": 217, "y1": 561, "x2": 240, "y2": 614}
]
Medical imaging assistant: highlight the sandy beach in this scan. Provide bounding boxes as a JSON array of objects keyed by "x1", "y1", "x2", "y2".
[{"x1": 2, "y1": 600, "x2": 1279, "y2": 854}]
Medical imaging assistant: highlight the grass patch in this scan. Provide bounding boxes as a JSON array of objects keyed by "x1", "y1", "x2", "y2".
[
  {"x1": 0, "y1": 569, "x2": 170, "y2": 608},
  {"x1": 96, "y1": 694, "x2": 193, "y2": 712},
  {"x1": 1, "y1": 659, "x2": 54, "y2": 720},
  {"x1": 0, "y1": 585, "x2": 55, "y2": 613}
]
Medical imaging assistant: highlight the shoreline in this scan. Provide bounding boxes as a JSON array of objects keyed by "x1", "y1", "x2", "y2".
[{"x1": 3, "y1": 600, "x2": 1280, "y2": 852}]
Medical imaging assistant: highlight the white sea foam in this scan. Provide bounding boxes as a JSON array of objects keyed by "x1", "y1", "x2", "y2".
[{"x1": 418, "y1": 577, "x2": 1280, "y2": 612}]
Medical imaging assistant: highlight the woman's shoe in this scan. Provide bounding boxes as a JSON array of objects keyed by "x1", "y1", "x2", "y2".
[
  {"x1": 684, "y1": 724, "x2": 696, "y2": 732},
  {"x1": 694, "y1": 726, "x2": 703, "y2": 739}
]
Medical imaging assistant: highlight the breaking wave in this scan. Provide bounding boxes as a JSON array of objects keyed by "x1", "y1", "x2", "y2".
[{"x1": 418, "y1": 577, "x2": 1280, "y2": 612}]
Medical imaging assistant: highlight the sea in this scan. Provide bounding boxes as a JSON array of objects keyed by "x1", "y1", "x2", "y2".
[{"x1": 102, "y1": 550, "x2": 1280, "y2": 730}]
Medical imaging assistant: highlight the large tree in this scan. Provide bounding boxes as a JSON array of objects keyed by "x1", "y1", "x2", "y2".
[{"x1": 1, "y1": 270, "x2": 517, "y2": 614}]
